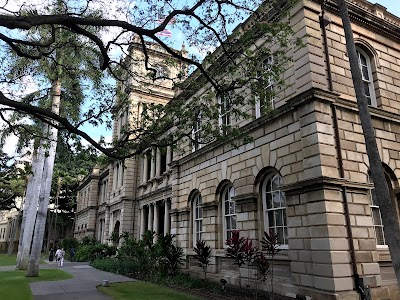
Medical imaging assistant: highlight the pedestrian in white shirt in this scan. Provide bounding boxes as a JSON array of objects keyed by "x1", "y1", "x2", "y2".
[{"x1": 55, "y1": 247, "x2": 65, "y2": 266}]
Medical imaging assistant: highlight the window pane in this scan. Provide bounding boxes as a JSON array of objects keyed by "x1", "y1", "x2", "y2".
[
  {"x1": 372, "y1": 208, "x2": 382, "y2": 225},
  {"x1": 226, "y1": 217, "x2": 231, "y2": 230},
  {"x1": 363, "y1": 82, "x2": 371, "y2": 97},
  {"x1": 359, "y1": 52, "x2": 367, "y2": 66},
  {"x1": 375, "y1": 227, "x2": 385, "y2": 245},
  {"x1": 277, "y1": 227, "x2": 284, "y2": 244},
  {"x1": 272, "y1": 192, "x2": 280, "y2": 208},
  {"x1": 268, "y1": 211, "x2": 275, "y2": 227},
  {"x1": 231, "y1": 215, "x2": 237, "y2": 230},
  {"x1": 362, "y1": 65, "x2": 369, "y2": 80},
  {"x1": 275, "y1": 210, "x2": 283, "y2": 226},
  {"x1": 265, "y1": 192, "x2": 272, "y2": 209}
]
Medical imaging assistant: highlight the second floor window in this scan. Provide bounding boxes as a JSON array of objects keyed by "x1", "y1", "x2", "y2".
[
  {"x1": 256, "y1": 56, "x2": 274, "y2": 118},
  {"x1": 356, "y1": 48, "x2": 376, "y2": 107},
  {"x1": 192, "y1": 112, "x2": 202, "y2": 152},
  {"x1": 218, "y1": 94, "x2": 232, "y2": 130}
]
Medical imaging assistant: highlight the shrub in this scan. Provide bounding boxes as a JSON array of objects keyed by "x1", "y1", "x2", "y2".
[
  {"x1": 61, "y1": 237, "x2": 79, "y2": 260},
  {"x1": 76, "y1": 243, "x2": 116, "y2": 262},
  {"x1": 156, "y1": 234, "x2": 184, "y2": 276},
  {"x1": 193, "y1": 240, "x2": 211, "y2": 280}
]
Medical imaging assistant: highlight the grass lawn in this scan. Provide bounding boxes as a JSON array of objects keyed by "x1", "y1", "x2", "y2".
[
  {"x1": 0, "y1": 253, "x2": 47, "y2": 266},
  {"x1": 98, "y1": 281, "x2": 203, "y2": 300},
  {"x1": 0, "y1": 269, "x2": 72, "y2": 300}
]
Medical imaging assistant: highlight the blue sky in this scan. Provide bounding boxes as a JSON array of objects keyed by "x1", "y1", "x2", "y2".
[{"x1": 370, "y1": 0, "x2": 400, "y2": 17}]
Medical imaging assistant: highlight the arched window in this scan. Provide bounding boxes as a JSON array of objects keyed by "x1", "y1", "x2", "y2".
[
  {"x1": 356, "y1": 48, "x2": 377, "y2": 107},
  {"x1": 222, "y1": 185, "x2": 236, "y2": 242},
  {"x1": 261, "y1": 172, "x2": 287, "y2": 245},
  {"x1": 192, "y1": 194, "x2": 203, "y2": 245}
]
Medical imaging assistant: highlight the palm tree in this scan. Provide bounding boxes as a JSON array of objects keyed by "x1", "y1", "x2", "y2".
[
  {"x1": 10, "y1": 1, "x2": 104, "y2": 275},
  {"x1": 337, "y1": 0, "x2": 400, "y2": 286}
]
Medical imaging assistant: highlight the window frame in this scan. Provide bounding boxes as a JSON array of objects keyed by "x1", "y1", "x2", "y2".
[
  {"x1": 192, "y1": 194, "x2": 203, "y2": 246},
  {"x1": 218, "y1": 93, "x2": 232, "y2": 131},
  {"x1": 356, "y1": 48, "x2": 377, "y2": 107},
  {"x1": 256, "y1": 56, "x2": 275, "y2": 118},
  {"x1": 368, "y1": 172, "x2": 387, "y2": 247},
  {"x1": 222, "y1": 185, "x2": 236, "y2": 244},
  {"x1": 192, "y1": 111, "x2": 202, "y2": 152},
  {"x1": 261, "y1": 172, "x2": 288, "y2": 248}
]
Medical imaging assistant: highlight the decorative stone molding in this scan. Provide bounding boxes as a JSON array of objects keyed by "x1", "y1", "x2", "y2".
[
  {"x1": 201, "y1": 201, "x2": 219, "y2": 211},
  {"x1": 232, "y1": 193, "x2": 258, "y2": 205}
]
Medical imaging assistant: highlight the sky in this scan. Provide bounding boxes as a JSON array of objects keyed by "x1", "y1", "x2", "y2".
[{"x1": 1, "y1": 0, "x2": 400, "y2": 156}]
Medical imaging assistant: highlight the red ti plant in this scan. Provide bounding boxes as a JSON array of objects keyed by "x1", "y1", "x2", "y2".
[
  {"x1": 260, "y1": 230, "x2": 281, "y2": 300},
  {"x1": 226, "y1": 230, "x2": 246, "y2": 268},
  {"x1": 193, "y1": 240, "x2": 212, "y2": 280},
  {"x1": 226, "y1": 230, "x2": 246, "y2": 288}
]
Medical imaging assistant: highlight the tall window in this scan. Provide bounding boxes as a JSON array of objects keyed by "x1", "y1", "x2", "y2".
[
  {"x1": 192, "y1": 112, "x2": 202, "y2": 152},
  {"x1": 193, "y1": 194, "x2": 203, "y2": 245},
  {"x1": 262, "y1": 173, "x2": 287, "y2": 245},
  {"x1": 356, "y1": 48, "x2": 376, "y2": 107},
  {"x1": 160, "y1": 148, "x2": 167, "y2": 174},
  {"x1": 218, "y1": 94, "x2": 232, "y2": 130},
  {"x1": 222, "y1": 185, "x2": 236, "y2": 241},
  {"x1": 368, "y1": 172, "x2": 386, "y2": 245},
  {"x1": 256, "y1": 56, "x2": 274, "y2": 118}
]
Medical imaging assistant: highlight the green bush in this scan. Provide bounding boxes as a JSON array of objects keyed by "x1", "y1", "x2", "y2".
[
  {"x1": 76, "y1": 243, "x2": 116, "y2": 262},
  {"x1": 90, "y1": 231, "x2": 185, "y2": 279},
  {"x1": 61, "y1": 237, "x2": 79, "y2": 260}
]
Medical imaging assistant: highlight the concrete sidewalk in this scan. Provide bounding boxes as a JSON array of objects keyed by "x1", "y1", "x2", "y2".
[{"x1": 27, "y1": 261, "x2": 135, "y2": 300}]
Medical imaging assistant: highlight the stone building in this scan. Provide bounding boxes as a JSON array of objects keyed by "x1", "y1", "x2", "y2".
[{"x1": 74, "y1": 0, "x2": 400, "y2": 298}]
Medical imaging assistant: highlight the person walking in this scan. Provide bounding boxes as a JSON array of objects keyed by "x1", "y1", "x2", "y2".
[
  {"x1": 69, "y1": 247, "x2": 75, "y2": 262},
  {"x1": 55, "y1": 247, "x2": 65, "y2": 266},
  {"x1": 49, "y1": 247, "x2": 54, "y2": 262},
  {"x1": 59, "y1": 248, "x2": 65, "y2": 266}
]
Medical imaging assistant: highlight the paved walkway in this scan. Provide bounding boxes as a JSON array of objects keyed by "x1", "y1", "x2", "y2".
[{"x1": 0, "y1": 261, "x2": 135, "y2": 300}]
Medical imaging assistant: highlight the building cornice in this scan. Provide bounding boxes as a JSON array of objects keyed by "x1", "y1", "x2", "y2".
[{"x1": 318, "y1": 0, "x2": 400, "y2": 41}]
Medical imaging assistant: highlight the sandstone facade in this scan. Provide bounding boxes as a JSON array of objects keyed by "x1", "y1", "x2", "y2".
[{"x1": 74, "y1": 0, "x2": 400, "y2": 298}]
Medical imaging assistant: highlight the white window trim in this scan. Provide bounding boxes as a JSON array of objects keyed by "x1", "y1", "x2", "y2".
[
  {"x1": 262, "y1": 173, "x2": 288, "y2": 248},
  {"x1": 193, "y1": 194, "x2": 203, "y2": 246},
  {"x1": 218, "y1": 94, "x2": 232, "y2": 130},
  {"x1": 368, "y1": 175, "x2": 387, "y2": 246},
  {"x1": 222, "y1": 185, "x2": 236, "y2": 245},
  {"x1": 256, "y1": 56, "x2": 275, "y2": 118},
  {"x1": 192, "y1": 112, "x2": 202, "y2": 152},
  {"x1": 356, "y1": 48, "x2": 377, "y2": 107}
]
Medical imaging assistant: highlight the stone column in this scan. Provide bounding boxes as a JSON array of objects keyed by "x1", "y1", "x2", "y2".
[
  {"x1": 150, "y1": 148, "x2": 156, "y2": 179},
  {"x1": 140, "y1": 206, "x2": 146, "y2": 238},
  {"x1": 104, "y1": 207, "x2": 110, "y2": 244},
  {"x1": 155, "y1": 148, "x2": 161, "y2": 177},
  {"x1": 148, "y1": 203, "x2": 154, "y2": 232},
  {"x1": 153, "y1": 201, "x2": 159, "y2": 242},
  {"x1": 143, "y1": 154, "x2": 148, "y2": 183},
  {"x1": 164, "y1": 199, "x2": 170, "y2": 235}
]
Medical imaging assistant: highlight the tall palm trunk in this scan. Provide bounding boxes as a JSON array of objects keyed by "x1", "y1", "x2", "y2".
[
  {"x1": 338, "y1": 0, "x2": 400, "y2": 286},
  {"x1": 27, "y1": 79, "x2": 60, "y2": 277},
  {"x1": 9, "y1": 196, "x2": 24, "y2": 255},
  {"x1": 15, "y1": 139, "x2": 46, "y2": 270}
]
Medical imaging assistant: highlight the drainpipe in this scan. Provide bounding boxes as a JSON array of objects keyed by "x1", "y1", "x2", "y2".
[{"x1": 320, "y1": 3, "x2": 366, "y2": 299}]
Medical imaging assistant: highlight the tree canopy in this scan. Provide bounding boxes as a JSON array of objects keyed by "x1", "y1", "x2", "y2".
[{"x1": 0, "y1": 0, "x2": 299, "y2": 160}]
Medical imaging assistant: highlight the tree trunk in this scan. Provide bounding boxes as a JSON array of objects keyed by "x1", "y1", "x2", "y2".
[
  {"x1": 27, "y1": 79, "x2": 61, "y2": 277},
  {"x1": 338, "y1": 0, "x2": 400, "y2": 286},
  {"x1": 46, "y1": 177, "x2": 61, "y2": 252},
  {"x1": 9, "y1": 197, "x2": 24, "y2": 255},
  {"x1": 15, "y1": 140, "x2": 46, "y2": 270}
]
